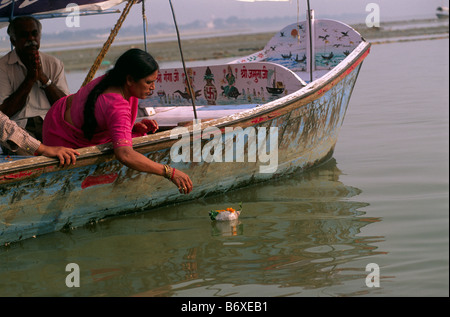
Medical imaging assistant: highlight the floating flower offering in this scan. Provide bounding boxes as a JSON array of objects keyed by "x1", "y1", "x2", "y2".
[{"x1": 209, "y1": 205, "x2": 242, "y2": 221}]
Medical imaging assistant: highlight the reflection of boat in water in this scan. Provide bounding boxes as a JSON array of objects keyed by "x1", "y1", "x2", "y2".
[
  {"x1": 0, "y1": 158, "x2": 384, "y2": 296},
  {"x1": 436, "y1": 6, "x2": 449, "y2": 19}
]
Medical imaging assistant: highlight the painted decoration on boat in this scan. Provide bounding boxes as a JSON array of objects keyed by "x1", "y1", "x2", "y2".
[
  {"x1": 139, "y1": 62, "x2": 305, "y2": 108},
  {"x1": 234, "y1": 20, "x2": 363, "y2": 73}
]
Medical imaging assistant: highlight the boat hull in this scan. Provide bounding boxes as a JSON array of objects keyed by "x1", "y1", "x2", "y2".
[
  {"x1": 0, "y1": 42, "x2": 370, "y2": 245},
  {"x1": 436, "y1": 6, "x2": 449, "y2": 19}
]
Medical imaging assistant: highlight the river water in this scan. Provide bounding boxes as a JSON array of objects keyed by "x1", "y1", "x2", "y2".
[{"x1": 0, "y1": 37, "x2": 448, "y2": 298}]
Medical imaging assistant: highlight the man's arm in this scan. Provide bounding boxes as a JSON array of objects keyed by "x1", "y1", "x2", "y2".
[
  {"x1": 0, "y1": 50, "x2": 38, "y2": 117},
  {"x1": 34, "y1": 51, "x2": 67, "y2": 106},
  {"x1": 1, "y1": 110, "x2": 40, "y2": 153},
  {"x1": 0, "y1": 74, "x2": 35, "y2": 117},
  {"x1": 1, "y1": 111, "x2": 78, "y2": 165},
  {"x1": 39, "y1": 74, "x2": 67, "y2": 105},
  {"x1": 0, "y1": 51, "x2": 67, "y2": 117}
]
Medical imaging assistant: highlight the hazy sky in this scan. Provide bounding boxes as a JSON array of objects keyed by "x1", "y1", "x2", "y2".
[
  {"x1": 1, "y1": 0, "x2": 448, "y2": 35},
  {"x1": 134, "y1": 0, "x2": 447, "y2": 23}
]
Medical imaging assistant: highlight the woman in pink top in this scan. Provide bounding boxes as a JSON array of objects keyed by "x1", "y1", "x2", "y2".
[{"x1": 43, "y1": 49, "x2": 193, "y2": 194}]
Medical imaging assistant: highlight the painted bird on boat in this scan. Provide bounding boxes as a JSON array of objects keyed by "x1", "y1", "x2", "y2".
[{"x1": 174, "y1": 89, "x2": 202, "y2": 100}]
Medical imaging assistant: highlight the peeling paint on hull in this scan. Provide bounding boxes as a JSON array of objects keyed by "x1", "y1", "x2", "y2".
[{"x1": 0, "y1": 42, "x2": 370, "y2": 245}]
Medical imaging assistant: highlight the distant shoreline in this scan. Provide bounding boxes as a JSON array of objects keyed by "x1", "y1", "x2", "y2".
[{"x1": 44, "y1": 19, "x2": 448, "y2": 72}]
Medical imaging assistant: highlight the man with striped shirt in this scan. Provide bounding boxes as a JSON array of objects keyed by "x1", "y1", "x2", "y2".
[{"x1": 1, "y1": 111, "x2": 78, "y2": 165}]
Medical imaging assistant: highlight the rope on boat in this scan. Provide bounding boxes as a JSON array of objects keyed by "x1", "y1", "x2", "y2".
[{"x1": 81, "y1": 0, "x2": 137, "y2": 87}]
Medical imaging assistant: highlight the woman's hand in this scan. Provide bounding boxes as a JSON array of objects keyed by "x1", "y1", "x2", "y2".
[
  {"x1": 114, "y1": 146, "x2": 193, "y2": 194},
  {"x1": 170, "y1": 168, "x2": 193, "y2": 194},
  {"x1": 133, "y1": 119, "x2": 159, "y2": 135},
  {"x1": 37, "y1": 144, "x2": 79, "y2": 166}
]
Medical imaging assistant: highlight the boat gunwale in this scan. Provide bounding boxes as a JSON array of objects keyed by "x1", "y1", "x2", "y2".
[{"x1": 0, "y1": 40, "x2": 371, "y2": 179}]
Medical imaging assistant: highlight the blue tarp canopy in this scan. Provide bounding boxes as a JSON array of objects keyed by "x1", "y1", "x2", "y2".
[{"x1": 0, "y1": 0, "x2": 131, "y2": 27}]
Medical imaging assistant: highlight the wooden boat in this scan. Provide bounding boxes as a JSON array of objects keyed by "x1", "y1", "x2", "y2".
[
  {"x1": 0, "y1": 4, "x2": 370, "y2": 245},
  {"x1": 436, "y1": 6, "x2": 449, "y2": 19}
]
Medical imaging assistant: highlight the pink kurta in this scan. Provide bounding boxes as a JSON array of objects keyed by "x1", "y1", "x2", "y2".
[{"x1": 43, "y1": 75, "x2": 144, "y2": 149}]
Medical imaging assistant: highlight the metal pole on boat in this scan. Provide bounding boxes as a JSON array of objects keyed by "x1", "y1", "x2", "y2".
[
  {"x1": 168, "y1": 0, "x2": 198, "y2": 120},
  {"x1": 306, "y1": 0, "x2": 313, "y2": 83},
  {"x1": 142, "y1": 0, "x2": 148, "y2": 52}
]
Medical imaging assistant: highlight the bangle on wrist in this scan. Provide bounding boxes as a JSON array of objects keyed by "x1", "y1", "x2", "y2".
[
  {"x1": 171, "y1": 168, "x2": 176, "y2": 180},
  {"x1": 163, "y1": 164, "x2": 171, "y2": 179}
]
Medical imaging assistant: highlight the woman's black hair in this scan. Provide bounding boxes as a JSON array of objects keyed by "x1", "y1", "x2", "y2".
[{"x1": 82, "y1": 48, "x2": 159, "y2": 140}]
